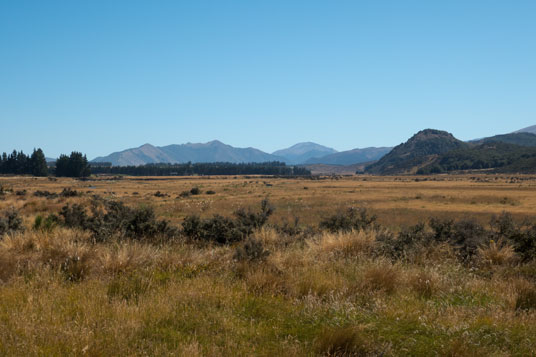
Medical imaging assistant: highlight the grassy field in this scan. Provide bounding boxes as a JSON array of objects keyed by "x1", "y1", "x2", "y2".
[{"x1": 1, "y1": 175, "x2": 536, "y2": 356}]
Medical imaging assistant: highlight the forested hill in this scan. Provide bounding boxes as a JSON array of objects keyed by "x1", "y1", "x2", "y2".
[
  {"x1": 365, "y1": 129, "x2": 468, "y2": 174},
  {"x1": 417, "y1": 142, "x2": 536, "y2": 174}
]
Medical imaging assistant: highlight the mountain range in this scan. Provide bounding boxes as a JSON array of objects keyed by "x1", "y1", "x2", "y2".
[
  {"x1": 92, "y1": 141, "x2": 391, "y2": 167},
  {"x1": 91, "y1": 124, "x2": 536, "y2": 173}
]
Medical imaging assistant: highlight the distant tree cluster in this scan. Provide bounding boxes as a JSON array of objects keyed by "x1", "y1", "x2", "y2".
[
  {"x1": 0, "y1": 149, "x2": 48, "y2": 176},
  {"x1": 90, "y1": 161, "x2": 311, "y2": 176},
  {"x1": 55, "y1": 152, "x2": 91, "y2": 177}
]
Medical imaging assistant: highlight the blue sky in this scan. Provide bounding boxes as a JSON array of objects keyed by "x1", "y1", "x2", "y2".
[{"x1": 1, "y1": 1, "x2": 535, "y2": 159}]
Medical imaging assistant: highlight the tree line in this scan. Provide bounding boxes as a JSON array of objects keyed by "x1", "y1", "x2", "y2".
[
  {"x1": 0, "y1": 150, "x2": 90, "y2": 177},
  {"x1": 1, "y1": 150, "x2": 311, "y2": 177},
  {"x1": 89, "y1": 161, "x2": 311, "y2": 176}
]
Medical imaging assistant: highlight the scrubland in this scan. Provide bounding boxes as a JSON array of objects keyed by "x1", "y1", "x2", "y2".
[{"x1": 1, "y1": 175, "x2": 536, "y2": 356}]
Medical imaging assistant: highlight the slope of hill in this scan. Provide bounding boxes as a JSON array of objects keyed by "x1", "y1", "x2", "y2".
[
  {"x1": 305, "y1": 147, "x2": 392, "y2": 165},
  {"x1": 92, "y1": 144, "x2": 175, "y2": 166},
  {"x1": 418, "y1": 141, "x2": 536, "y2": 174},
  {"x1": 92, "y1": 141, "x2": 284, "y2": 166},
  {"x1": 365, "y1": 129, "x2": 468, "y2": 175},
  {"x1": 272, "y1": 142, "x2": 337, "y2": 164},
  {"x1": 514, "y1": 125, "x2": 536, "y2": 134},
  {"x1": 472, "y1": 132, "x2": 536, "y2": 147}
]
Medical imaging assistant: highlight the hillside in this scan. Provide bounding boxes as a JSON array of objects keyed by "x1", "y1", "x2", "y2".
[
  {"x1": 305, "y1": 147, "x2": 391, "y2": 165},
  {"x1": 514, "y1": 124, "x2": 536, "y2": 135},
  {"x1": 92, "y1": 141, "x2": 284, "y2": 166},
  {"x1": 365, "y1": 129, "x2": 468, "y2": 174},
  {"x1": 472, "y1": 132, "x2": 536, "y2": 147},
  {"x1": 272, "y1": 142, "x2": 337, "y2": 164},
  {"x1": 418, "y1": 141, "x2": 536, "y2": 174}
]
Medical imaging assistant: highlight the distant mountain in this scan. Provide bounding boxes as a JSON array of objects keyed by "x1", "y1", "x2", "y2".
[
  {"x1": 472, "y1": 132, "x2": 536, "y2": 147},
  {"x1": 92, "y1": 140, "x2": 284, "y2": 166},
  {"x1": 365, "y1": 129, "x2": 468, "y2": 175},
  {"x1": 272, "y1": 142, "x2": 337, "y2": 164},
  {"x1": 514, "y1": 125, "x2": 536, "y2": 135},
  {"x1": 305, "y1": 147, "x2": 392, "y2": 165}
]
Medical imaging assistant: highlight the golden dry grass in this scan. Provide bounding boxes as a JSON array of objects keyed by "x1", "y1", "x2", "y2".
[{"x1": 0, "y1": 174, "x2": 536, "y2": 355}]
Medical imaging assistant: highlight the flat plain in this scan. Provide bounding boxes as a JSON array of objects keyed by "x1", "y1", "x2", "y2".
[{"x1": 1, "y1": 174, "x2": 536, "y2": 356}]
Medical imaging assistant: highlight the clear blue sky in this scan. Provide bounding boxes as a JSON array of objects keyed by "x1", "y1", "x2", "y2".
[{"x1": 1, "y1": 0, "x2": 535, "y2": 159}]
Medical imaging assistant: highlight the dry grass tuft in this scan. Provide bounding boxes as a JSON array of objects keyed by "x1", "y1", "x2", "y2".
[
  {"x1": 514, "y1": 279, "x2": 536, "y2": 311},
  {"x1": 362, "y1": 261, "x2": 399, "y2": 294},
  {"x1": 97, "y1": 242, "x2": 158, "y2": 275},
  {"x1": 408, "y1": 270, "x2": 439, "y2": 299},
  {"x1": 477, "y1": 239, "x2": 516, "y2": 266},
  {"x1": 314, "y1": 326, "x2": 372, "y2": 356},
  {"x1": 308, "y1": 230, "x2": 376, "y2": 258}
]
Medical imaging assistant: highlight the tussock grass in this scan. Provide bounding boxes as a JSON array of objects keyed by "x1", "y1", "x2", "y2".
[{"x1": 1, "y1": 175, "x2": 536, "y2": 355}]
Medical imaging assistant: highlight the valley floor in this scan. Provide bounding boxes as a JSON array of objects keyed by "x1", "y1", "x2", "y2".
[{"x1": 0, "y1": 175, "x2": 535, "y2": 355}]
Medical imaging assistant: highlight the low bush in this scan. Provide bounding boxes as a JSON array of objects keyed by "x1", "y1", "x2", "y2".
[
  {"x1": 182, "y1": 199, "x2": 274, "y2": 244},
  {"x1": 319, "y1": 207, "x2": 376, "y2": 233},
  {"x1": 59, "y1": 200, "x2": 178, "y2": 242},
  {"x1": 33, "y1": 190, "x2": 58, "y2": 199},
  {"x1": 0, "y1": 208, "x2": 24, "y2": 236},
  {"x1": 233, "y1": 237, "x2": 270, "y2": 262},
  {"x1": 33, "y1": 214, "x2": 60, "y2": 232},
  {"x1": 60, "y1": 187, "x2": 80, "y2": 197}
]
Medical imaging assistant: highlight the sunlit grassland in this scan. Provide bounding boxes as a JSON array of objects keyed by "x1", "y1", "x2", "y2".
[{"x1": 1, "y1": 175, "x2": 536, "y2": 355}]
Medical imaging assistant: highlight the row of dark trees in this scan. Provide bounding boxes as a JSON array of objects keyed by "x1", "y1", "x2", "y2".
[
  {"x1": 1, "y1": 150, "x2": 310, "y2": 177},
  {"x1": 89, "y1": 161, "x2": 311, "y2": 176},
  {"x1": 0, "y1": 150, "x2": 90, "y2": 177},
  {"x1": 0, "y1": 149, "x2": 48, "y2": 176},
  {"x1": 55, "y1": 152, "x2": 91, "y2": 177}
]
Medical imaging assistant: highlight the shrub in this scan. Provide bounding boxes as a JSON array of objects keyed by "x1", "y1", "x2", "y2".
[
  {"x1": 233, "y1": 238, "x2": 270, "y2": 262},
  {"x1": 450, "y1": 219, "x2": 488, "y2": 259},
  {"x1": 190, "y1": 187, "x2": 201, "y2": 195},
  {"x1": 182, "y1": 199, "x2": 274, "y2": 244},
  {"x1": 179, "y1": 191, "x2": 191, "y2": 198},
  {"x1": 182, "y1": 214, "x2": 243, "y2": 244},
  {"x1": 508, "y1": 224, "x2": 536, "y2": 262},
  {"x1": 0, "y1": 208, "x2": 24, "y2": 236},
  {"x1": 33, "y1": 213, "x2": 60, "y2": 232},
  {"x1": 15, "y1": 189, "x2": 27, "y2": 196},
  {"x1": 60, "y1": 187, "x2": 80, "y2": 197},
  {"x1": 233, "y1": 198, "x2": 274, "y2": 236},
  {"x1": 319, "y1": 207, "x2": 376, "y2": 233},
  {"x1": 375, "y1": 223, "x2": 430, "y2": 259},
  {"x1": 60, "y1": 204, "x2": 89, "y2": 230},
  {"x1": 33, "y1": 190, "x2": 58, "y2": 199},
  {"x1": 205, "y1": 190, "x2": 216, "y2": 195},
  {"x1": 59, "y1": 200, "x2": 178, "y2": 242}
]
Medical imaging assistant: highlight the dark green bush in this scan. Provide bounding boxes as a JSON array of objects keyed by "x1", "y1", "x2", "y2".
[
  {"x1": 182, "y1": 199, "x2": 274, "y2": 244},
  {"x1": 319, "y1": 207, "x2": 376, "y2": 233},
  {"x1": 190, "y1": 187, "x2": 201, "y2": 195},
  {"x1": 59, "y1": 200, "x2": 178, "y2": 242},
  {"x1": 233, "y1": 237, "x2": 270, "y2": 262},
  {"x1": 0, "y1": 208, "x2": 24, "y2": 236},
  {"x1": 33, "y1": 214, "x2": 59, "y2": 232}
]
